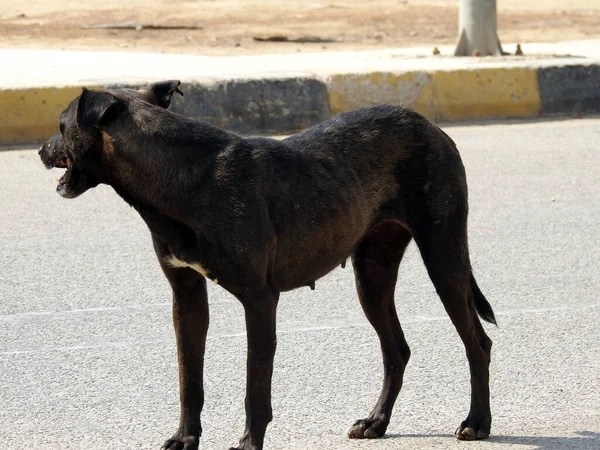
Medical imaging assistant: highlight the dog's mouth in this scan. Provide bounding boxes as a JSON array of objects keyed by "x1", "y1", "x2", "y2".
[{"x1": 54, "y1": 156, "x2": 73, "y2": 192}]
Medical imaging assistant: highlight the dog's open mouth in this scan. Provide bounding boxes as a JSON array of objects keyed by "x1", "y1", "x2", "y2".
[{"x1": 54, "y1": 156, "x2": 73, "y2": 189}]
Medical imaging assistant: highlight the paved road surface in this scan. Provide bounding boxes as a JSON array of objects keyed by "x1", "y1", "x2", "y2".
[{"x1": 1, "y1": 118, "x2": 599, "y2": 449}]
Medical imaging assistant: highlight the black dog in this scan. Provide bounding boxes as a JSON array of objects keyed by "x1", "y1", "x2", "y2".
[{"x1": 39, "y1": 81, "x2": 496, "y2": 450}]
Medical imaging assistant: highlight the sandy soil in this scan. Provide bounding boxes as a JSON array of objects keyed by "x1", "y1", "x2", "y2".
[{"x1": 0, "y1": 0, "x2": 599, "y2": 55}]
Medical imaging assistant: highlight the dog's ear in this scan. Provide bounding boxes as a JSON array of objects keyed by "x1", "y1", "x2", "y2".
[
  {"x1": 76, "y1": 88, "x2": 120, "y2": 130},
  {"x1": 145, "y1": 80, "x2": 184, "y2": 109}
]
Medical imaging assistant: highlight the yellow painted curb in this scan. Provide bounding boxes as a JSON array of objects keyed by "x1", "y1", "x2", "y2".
[
  {"x1": 327, "y1": 72, "x2": 438, "y2": 120},
  {"x1": 0, "y1": 86, "x2": 99, "y2": 146},
  {"x1": 325, "y1": 68, "x2": 541, "y2": 123},
  {"x1": 432, "y1": 67, "x2": 541, "y2": 121}
]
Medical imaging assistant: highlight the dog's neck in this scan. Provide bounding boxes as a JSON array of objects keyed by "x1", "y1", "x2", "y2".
[{"x1": 105, "y1": 116, "x2": 234, "y2": 221}]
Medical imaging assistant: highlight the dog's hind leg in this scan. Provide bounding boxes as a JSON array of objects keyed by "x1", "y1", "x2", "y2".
[
  {"x1": 153, "y1": 236, "x2": 208, "y2": 450},
  {"x1": 412, "y1": 209, "x2": 493, "y2": 441},
  {"x1": 347, "y1": 222, "x2": 412, "y2": 439}
]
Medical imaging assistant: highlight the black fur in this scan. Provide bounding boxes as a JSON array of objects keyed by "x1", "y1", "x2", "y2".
[{"x1": 39, "y1": 82, "x2": 496, "y2": 449}]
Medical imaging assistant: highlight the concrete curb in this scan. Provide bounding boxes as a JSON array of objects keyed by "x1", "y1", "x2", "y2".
[{"x1": 2, "y1": 62, "x2": 599, "y2": 145}]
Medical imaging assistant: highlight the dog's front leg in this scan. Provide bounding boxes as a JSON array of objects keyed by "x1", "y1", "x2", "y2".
[
  {"x1": 154, "y1": 236, "x2": 209, "y2": 450},
  {"x1": 230, "y1": 286, "x2": 279, "y2": 450}
]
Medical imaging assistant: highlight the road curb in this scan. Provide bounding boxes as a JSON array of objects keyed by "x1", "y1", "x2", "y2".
[
  {"x1": 0, "y1": 86, "x2": 101, "y2": 146},
  {"x1": 537, "y1": 65, "x2": 600, "y2": 115},
  {"x1": 168, "y1": 78, "x2": 331, "y2": 135},
  {"x1": 2, "y1": 62, "x2": 599, "y2": 145},
  {"x1": 325, "y1": 67, "x2": 542, "y2": 121}
]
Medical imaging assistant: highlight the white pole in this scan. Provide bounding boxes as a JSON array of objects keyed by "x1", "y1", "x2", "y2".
[{"x1": 454, "y1": 0, "x2": 504, "y2": 56}]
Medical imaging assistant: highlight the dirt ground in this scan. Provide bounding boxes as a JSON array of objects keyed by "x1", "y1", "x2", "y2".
[{"x1": 1, "y1": 0, "x2": 599, "y2": 55}]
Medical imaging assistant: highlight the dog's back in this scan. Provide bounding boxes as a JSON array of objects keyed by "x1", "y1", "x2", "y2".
[
  {"x1": 283, "y1": 104, "x2": 465, "y2": 206},
  {"x1": 280, "y1": 104, "x2": 467, "y2": 228}
]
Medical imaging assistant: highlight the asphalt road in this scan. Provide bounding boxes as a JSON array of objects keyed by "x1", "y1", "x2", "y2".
[{"x1": 1, "y1": 118, "x2": 599, "y2": 450}]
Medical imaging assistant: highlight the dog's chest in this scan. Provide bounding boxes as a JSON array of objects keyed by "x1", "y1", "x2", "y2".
[{"x1": 166, "y1": 254, "x2": 219, "y2": 284}]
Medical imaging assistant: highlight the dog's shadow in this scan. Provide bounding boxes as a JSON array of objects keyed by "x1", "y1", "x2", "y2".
[{"x1": 384, "y1": 431, "x2": 600, "y2": 449}]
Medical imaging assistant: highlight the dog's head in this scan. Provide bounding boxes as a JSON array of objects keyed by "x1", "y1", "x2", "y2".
[{"x1": 38, "y1": 80, "x2": 183, "y2": 198}]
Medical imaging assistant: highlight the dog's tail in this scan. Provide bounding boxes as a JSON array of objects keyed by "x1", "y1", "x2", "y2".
[{"x1": 470, "y1": 272, "x2": 497, "y2": 325}]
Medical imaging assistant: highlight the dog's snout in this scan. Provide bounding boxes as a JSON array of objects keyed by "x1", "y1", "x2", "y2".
[
  {"x1": 40, "y1": 134, "x2": 60, "y2": 157},
  {"x1": 39, "y1": 134, "x2": 63, "y2": 170}
]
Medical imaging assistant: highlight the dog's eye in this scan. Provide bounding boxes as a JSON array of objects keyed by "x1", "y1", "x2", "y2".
[{"x1": 59, "y1": 122, "x2": 65, "y2": 135}]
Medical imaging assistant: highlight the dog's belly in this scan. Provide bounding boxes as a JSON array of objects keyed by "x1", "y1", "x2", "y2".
[
  {"x1": 266, "y1": 157, "x2": 379, "y2": 291},
  {"x1": 274, "y1": 253, "x2": 350, "y2": 291},
  {"x1": 273, "y1": 215, "x2": 369, "y2": 291}
]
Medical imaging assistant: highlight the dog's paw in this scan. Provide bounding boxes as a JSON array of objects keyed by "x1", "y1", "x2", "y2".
[
  {"x1": 455, "y1": 419, "x2": 490, "y2": 441},
  {"x1": 347, "y1": 417, "x2": 388, "y2": 439},
  {"x1": 161, "y1": 434, "x2": 199, "y2": 450}
]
